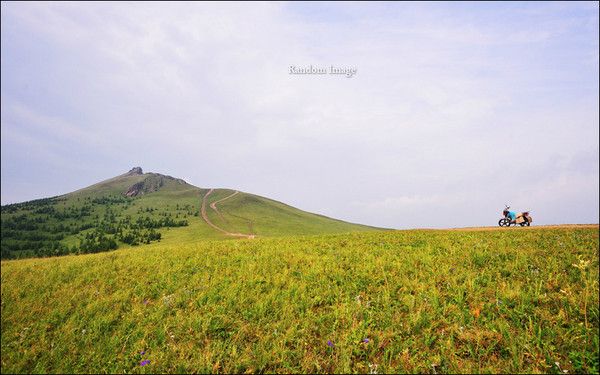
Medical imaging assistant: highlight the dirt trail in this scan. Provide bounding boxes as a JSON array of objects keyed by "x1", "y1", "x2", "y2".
[
  {"x1": 201, "y1": 189, "x2": 255, "y2": 239},
  {"x1": 210, "y1": 191, "x2": 255, "y2": 235},
  {"x1": 210, "y1": 191, "x2": 239, "y2": 223}
]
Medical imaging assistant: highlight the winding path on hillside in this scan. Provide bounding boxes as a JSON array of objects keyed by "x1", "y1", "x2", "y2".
[
  {"x1": 210, "y1": 191, "x2": 239, "y2": 223},
  {"x1": 201, "y1": 189, "x2": 255, "y2": 239}
]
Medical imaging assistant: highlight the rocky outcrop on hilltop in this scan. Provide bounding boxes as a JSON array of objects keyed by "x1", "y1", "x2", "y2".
[
  {"x1": 125, "y1": 167, "x2": 143, "y2": 176},
  {"x1": 124, "y1": 171, "x2": 187, "y2": 197}
]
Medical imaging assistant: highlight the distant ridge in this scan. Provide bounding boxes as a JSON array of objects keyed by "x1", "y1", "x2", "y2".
[{"x1": 1, "y1": 167, "x2": 380, "y2": 259}]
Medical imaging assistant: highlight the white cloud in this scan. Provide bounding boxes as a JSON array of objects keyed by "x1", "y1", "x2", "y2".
[{"x1": 1, "y1": 2, "x2": 598, "y2": 226}]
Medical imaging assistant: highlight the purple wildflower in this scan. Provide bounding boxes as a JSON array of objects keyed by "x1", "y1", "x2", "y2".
[
  {"x1": 363, "y1": 338, "x2": 370, "y2": 343},
  {"x1": 327, "y1": 340, "x2": 334, "y2": 348},
  {"x1": 140, "y1": 360, "x2": 150, "y2": 366},
  {"x1": 143, "y1": 300, "x2": 149, "y2": 305},
  {"x1": 140, "y1": 350, "x2": 146, "y2": 355}
]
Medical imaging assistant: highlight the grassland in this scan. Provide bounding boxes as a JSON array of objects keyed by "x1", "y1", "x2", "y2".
[
  {"x1": 203, "y1": 189, "x2": 381, "y2": 237},
  {"x1": 1, "y1": 226, "x2": 598, "y2": 374}
]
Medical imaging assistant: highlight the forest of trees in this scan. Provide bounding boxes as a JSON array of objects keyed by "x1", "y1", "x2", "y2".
[{"x1": 1, "y1": 195, "x2": 190, "y2": 259}]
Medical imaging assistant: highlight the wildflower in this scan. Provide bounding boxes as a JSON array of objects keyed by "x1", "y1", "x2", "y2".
[
  {"x1": 140, "y1": 360, "x2": 150, "y2": 366},
  {"x1": 327, "y1": 340, "x2": 334, "y2": 348},
  {"x1": 363, "y1": 338, "x2": 370, "y2": 343},
  {"x1": 143, "y1": 300, "x2": 149, "y2": 305},
  {"x1": 140, "y1": 350, "x2": 146, "y2": 355},
  {"x1": 572, "y1": 256, "x2": 591, "y2": 270},
  {"x1": 555, "y1": 361, "x2": 568, "y2": 373}
]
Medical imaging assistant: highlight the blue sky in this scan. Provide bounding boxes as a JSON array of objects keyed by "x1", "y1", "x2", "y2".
[{"x1": 1, "y1": 1, "x2": 598, "y2": 228}]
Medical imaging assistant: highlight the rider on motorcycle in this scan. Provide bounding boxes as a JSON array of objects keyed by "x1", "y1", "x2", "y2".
[
  {"x1": 503, "y1": 208, "x2": 517, "y2": 223},
  {"x1": 500, "y1": 206, "x2": 532, "y2": 227},
  {"x1": 506, "y1": 210, "x2": 516, "y2": 222}
]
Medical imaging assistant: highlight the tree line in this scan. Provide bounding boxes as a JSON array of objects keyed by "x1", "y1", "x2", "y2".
[{"x1": 1, "y1": 195, "x2": 190, "y2": 259}]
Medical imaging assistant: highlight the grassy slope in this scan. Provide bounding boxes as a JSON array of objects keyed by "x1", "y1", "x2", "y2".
[
  {"x1": 69, "y1": 172, "x2": 378, "y2": 239},
  {"x1": 64, "y1": 175, "x2": 220, "y2": 246},
  {"x1": 204, "y1": 189, "x2": 379, "y2": 237},
  {"x1": 2, "y1": 172, "x2": 378, "y2": 255},
  {"x1": 1, "y1": 227, "x2": 598, "y2": 374}
]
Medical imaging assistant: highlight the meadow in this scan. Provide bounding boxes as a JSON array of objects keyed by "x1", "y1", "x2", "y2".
[{"x1": 1, "y1": 227, "x2": 598, "y2": 374}]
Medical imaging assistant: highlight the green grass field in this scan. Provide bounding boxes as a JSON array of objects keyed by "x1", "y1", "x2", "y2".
[{"x1": 1, "y1": 226, "x2": 598, "y2": 374}]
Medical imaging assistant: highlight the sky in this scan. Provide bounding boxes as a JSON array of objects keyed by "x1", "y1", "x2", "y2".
[{"x1": 1, "y1": 1, "x2": 598, "y2": 229}]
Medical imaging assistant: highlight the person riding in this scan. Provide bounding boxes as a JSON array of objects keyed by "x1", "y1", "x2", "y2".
[
  {"x1": 503, "y1": 208, "x2": 517, "y2": 223},
  {"x1": 500, "y1": 206, "x2": 532, "y2": 227}
]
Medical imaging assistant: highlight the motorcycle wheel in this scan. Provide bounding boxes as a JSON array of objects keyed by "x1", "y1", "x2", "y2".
[
  {"x1": 498, "y1": 218, "x2": 509, "y2": 227},
  {"x1": 519, "y1": 222, "x2": 527, "y2": 226}
]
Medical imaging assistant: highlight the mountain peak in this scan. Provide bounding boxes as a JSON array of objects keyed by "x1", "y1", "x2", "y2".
[{"x1": 126, "y1": 167, "x2": 143, "y2": 176}]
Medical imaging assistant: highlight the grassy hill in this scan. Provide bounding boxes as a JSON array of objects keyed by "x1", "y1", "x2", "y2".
[
  {"x1": 1, "y1": 226, "x2": 597, "y2": 373},
  {"x1": 0, "y1": 167, "x2": 378, "y2": 259}
]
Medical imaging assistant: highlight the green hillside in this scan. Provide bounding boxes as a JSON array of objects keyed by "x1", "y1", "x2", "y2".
[
  {"x1": 0, "y1": 167, "x2": 378, "y2": 259},
  {"x1": 1, "y1": 227, "x2": 597, "y2": 373}
]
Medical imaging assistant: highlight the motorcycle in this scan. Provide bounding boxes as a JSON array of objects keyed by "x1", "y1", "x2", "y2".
[{"x1": 498, "y1": 205, "x2": 532, "y2": 227}]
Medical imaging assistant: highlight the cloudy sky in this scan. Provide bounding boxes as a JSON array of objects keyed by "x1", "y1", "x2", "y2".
[{"x1": 1, "y1": 2, "x2": 598, "y2": 228}]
